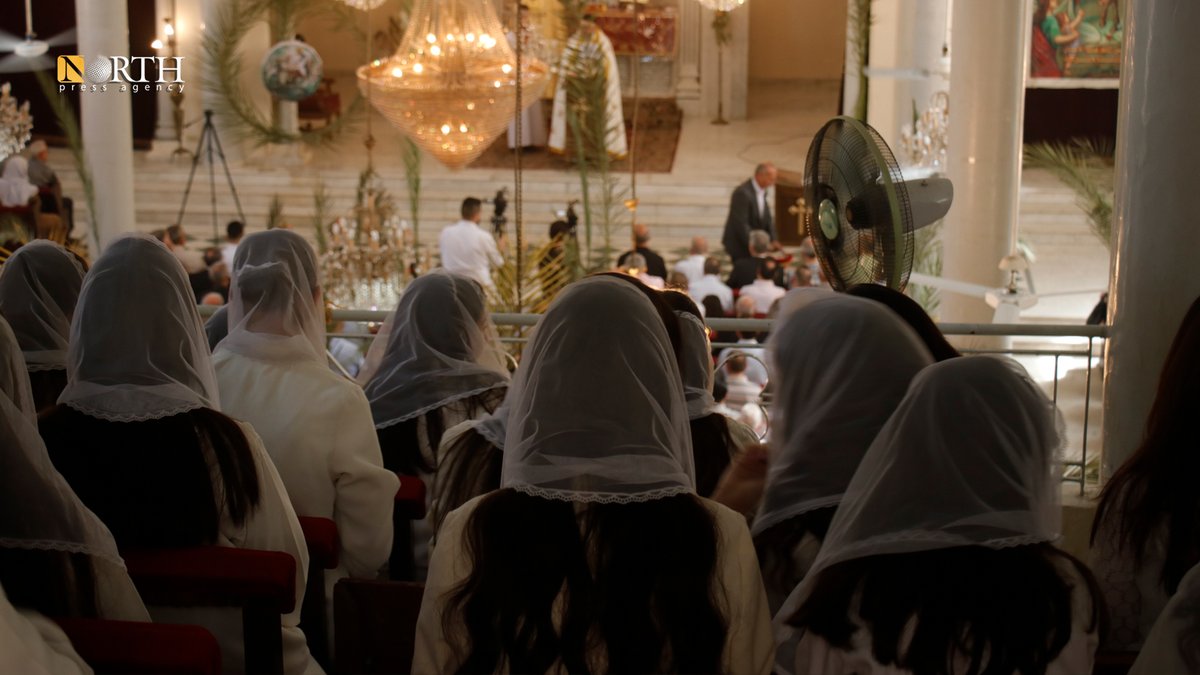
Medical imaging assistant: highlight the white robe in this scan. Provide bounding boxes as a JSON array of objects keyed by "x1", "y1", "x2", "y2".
[
  {"x1": 0, "y1": 583, "x2": 90, "y2": 675},
  {"x1": 548, "y1": 28, "x2": 627, "y2": 158},
  {"x1": 213, "y1": 347, "x2": 398, "y2": 602},
  {"x1": 412, "y1": 493, "x2": 775, "y2": 674},
  {"x1": 149, "y1": 421, "x2": 320, "y2": 675}
]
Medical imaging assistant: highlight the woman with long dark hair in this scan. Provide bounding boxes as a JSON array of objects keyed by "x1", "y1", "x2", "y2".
[
  {"x1": 779, "y1": 357, "x2": 1103, "y2": 674},
  {"x1": 750, "y1": 292, "x2": 933, "y2": 613},
  {"x1": 360, "y1": 270, "x2": 508, "y2": 577},
  {"x1": 214, "y1": 230, "x2": 397, "y2": 596},
  {"x1": 0, "y1": 240, "x2": 86, "y2": 413},
  {"x1": 1091, "y1": 294, "x2": 1200, "y2": 650},
  {"x1": 38, "y1": 234, "x2": 316, "y2": 675},
  {"x1": 414, "y1": 275, "x2": 773, "y2": 673}
]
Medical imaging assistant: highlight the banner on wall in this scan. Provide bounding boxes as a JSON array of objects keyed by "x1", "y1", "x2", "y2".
[{"x1": 1029, "y1": 0, "x2": 1121, "y2": 88}]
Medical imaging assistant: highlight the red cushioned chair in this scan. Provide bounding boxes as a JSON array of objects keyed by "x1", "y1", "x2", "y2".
[
  {"x1": 55, "y1": 617, "x2": 222, "y2": 674},
  {"x1": 390, "y1": 475, "x2": 427, "y2": 581},
  {"x1": 122, "y1": 547, "x2": 296, "y2": 675},
  {"x1": 333, "y1": 578, "x2": 425, "y2": 675},
  {"x1": 297, "y1": 516, "x2": 338, "y2": 670}
]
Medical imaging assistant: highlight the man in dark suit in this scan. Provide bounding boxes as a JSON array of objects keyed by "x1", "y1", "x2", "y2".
[
  {"x1": 723, "y1": 162, "x2": 780, "y2": 261},
  {"x1": 617, "y1": 223, "x2": 668, "y2": 279}
]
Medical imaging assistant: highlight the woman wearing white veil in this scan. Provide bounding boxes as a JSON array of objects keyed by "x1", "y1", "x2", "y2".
[
  {"x1": 662, "y1": 291, "x2": 759, "y2": 497},
  {"x1": 0, "y1": 240, "x2": 85, "y2": 412},
  {"x1": 413, "y1": 275, "x2": 773, "y2": 674},
  {"x1": 748, "y1": 292, "x2": 932, "y2": 614},
  {"x1": 775, "y1": 357, "x2": 1102, "y2": 675},
  {"x1": 38, "y1": 234, "x2": 319, "y2": 675},
  {"x1": 360, "y1": 269, "x2": 508, "y2": 578},
  {"x1": 0, "y1": 315, "x2": 147, "y2": 623},
  {"x1": 214, "y1": 230, "x2": 397, "y2": 602}
]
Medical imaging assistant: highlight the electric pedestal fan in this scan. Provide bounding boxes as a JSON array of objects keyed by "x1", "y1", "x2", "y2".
[
  {"x1": 804, "y1": 116, "x2": 1102, "y2": 322},
  {"x1": 803, "y1": 116, "x2": 953, "y2": 292}
]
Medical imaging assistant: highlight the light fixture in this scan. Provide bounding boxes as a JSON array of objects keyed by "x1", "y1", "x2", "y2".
[{"x1": 356, "y1": 0, "x2": 550, "y2": 169}]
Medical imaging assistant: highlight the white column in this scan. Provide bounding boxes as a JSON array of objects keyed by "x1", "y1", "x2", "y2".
[
  {"x1": 675, "y1": 0, "x2": 702, "y2": 114},
  {"x1": 937, "y1": 0, "x2": 1027, "y2": 323},
  {"x1": 1102, "y1": 0, "x2": 1200, "y2": 476},
  {"x1": 152, "y1": 0, "x2": 174, "y2": 144},
  {"x1": 76, "y1": 0, "x2": 136, "y2": 250}
]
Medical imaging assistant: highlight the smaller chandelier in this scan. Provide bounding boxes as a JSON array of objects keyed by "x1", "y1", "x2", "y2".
[{"x1": 357, "y1": 0, "x2": 550, "y2": 169}]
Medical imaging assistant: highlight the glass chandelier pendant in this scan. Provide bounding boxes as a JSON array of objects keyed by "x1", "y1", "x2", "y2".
[{"x1": 357, "y1": 0, "x2": 550, "y2": 169}]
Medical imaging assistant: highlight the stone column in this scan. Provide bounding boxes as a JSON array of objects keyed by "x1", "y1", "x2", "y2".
[
  {"x1": 1102, "y1": 0, "x2": 1200, "y2": 475},
  {"x1": 75, "y1": 0, "x2": 137, "y2": 250},
  {"x1": 937, "y1": 0, "x2": 1028, "y2": 323},
  {"x1": 675, "y1": 0, "x2": 702, "y2": 115}
]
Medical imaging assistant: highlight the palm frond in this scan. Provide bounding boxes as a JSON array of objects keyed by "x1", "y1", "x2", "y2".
[{"x1": 1024, "y1": 139, "x2": 1114, "y2": 249}]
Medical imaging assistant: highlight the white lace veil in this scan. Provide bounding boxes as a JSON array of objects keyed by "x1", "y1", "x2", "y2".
[
  {"x1": 0, "y1": 319, "x2": 34, "y2": 423},
  {"x1": 218, "y1": 229, "x2": 325, "y2": 365},
  {"x1": 0, "y1": 314, "x2": 128, "y2": 573},
  {"x1": 0, "y1": 240, "x2": 85, "y2": 372},
  {"x1": 360, "y1": 269, "x2": 509, "y2": 429},
  {"x1": 58, "y1": 234, "x2": 220, "y2": 421},
  {"x1": 775, "y1": 355, "x2": 1064, "y2": 614},
  {"x1": 677, "y1": 310, "x2": 715, "y2": 420},
  {"x1": 751, "y1": 293, "x2": 933, "y2": 537},
  {"x1": 501, "y1": 275, "x2": 695, "y2": 503}
]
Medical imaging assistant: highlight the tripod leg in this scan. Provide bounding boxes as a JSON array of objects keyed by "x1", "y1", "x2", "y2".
[
  {"x1": 175, "y1": 122, "x2": 211, "y2": 227},
  {"x1": 208, "y1": 123, "x2": 219, "y2": 243},
  {"x1": 208, "y1": 123, "x2": 248, "y2": 226}
]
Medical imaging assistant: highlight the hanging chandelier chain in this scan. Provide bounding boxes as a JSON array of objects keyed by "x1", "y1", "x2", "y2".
[{"x1": 514, "y1": 4, "x2": 525, "y2": 309}]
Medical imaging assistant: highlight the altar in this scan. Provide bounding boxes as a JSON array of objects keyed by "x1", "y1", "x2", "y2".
[{"x1": 587, "y1": 4, "x2": 680, "y2": 98}]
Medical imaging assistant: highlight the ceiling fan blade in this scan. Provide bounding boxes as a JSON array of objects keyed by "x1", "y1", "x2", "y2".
[
  {"x1": 0, "y1": 30, "x2": 22, "y2": 52},
  {"x1": 46, "y1": 28, "x2": 77, "y2": 48},
  {"x1": 0, "y1": 53, "x2": 50, "y2": 73},
  {"x1": 908, "y1": 272, "x2": 992, "y2": 299},
  {"x1": 1037, "y1": 289, "x2": 1107, "y2": 299}
]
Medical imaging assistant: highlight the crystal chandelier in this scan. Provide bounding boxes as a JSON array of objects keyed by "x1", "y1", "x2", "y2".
[
  {"x1": 357, "y1": 0, "x2": 550, "y2": 170},
  {"x1": 695, "y1": 0, "x2": 746, "y2": 9}
]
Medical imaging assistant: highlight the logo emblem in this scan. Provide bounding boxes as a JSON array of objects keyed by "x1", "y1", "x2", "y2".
[{"x1": 58, "y1": 56, "x2": 85, "y2": 84}]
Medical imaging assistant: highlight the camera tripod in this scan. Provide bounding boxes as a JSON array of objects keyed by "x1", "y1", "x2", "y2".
[{"x1": 175, "y1": 110, "x2": 247, "y2": 245}]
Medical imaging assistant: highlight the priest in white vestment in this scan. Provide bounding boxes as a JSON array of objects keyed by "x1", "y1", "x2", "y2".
[
  {"x1": 213, "y1": 231, "x2": 398, "y2": 607},
  {"x1": 548, "y1": 16, "x2": 627, "y2": 158}
]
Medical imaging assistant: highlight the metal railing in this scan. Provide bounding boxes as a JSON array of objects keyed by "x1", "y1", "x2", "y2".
[{"x1": 207, "y1": 306, "x2": 1107, "y2": 495}]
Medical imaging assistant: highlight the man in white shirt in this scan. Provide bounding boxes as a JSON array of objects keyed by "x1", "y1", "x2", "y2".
[
  {"x1": 739, "y1": 258, "x2": 786, "y2": 314},
  {"x1": 221, "y1": 220, "x2": 244, "y2": 269},
  {"x1": 674, "y1": 236, "x2": 708, "y2": 284},
  {"x1": 689, "y1": 257, "x2": 734, "y2": 313},
  {"x1": 439, "y1": 197, "x2": 505, "y2": 289}
]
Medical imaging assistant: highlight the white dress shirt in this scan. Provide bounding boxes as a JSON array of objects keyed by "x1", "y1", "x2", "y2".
[
  {"x1": 690, "y1": 274, "x2": 734, "y2": 313},
  {"x1": 221, "y1": 242, "x2": 239, "y2": 269},
  {"x1": 674, "y1": 254, "x2": 706, "y2": 285},
  {"x1": 739, "y1": 278, "x2": 786, "y2": 314},
  {"x1": 752, "y1": 179, "x2": 768, "y2": 218},
  {"x1": 438, "y1": 220, "x2": 503, "y2": 289}
]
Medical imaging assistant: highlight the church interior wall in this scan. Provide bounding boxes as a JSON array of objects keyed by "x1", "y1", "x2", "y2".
[{"x1": 748, "y1": 0, "x2": 846, "y2": 82}]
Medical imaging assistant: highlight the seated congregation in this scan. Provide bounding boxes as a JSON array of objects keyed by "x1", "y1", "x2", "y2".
[{"x1": 2, "y1": 232, "x2": 1199, "y2": 674}]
